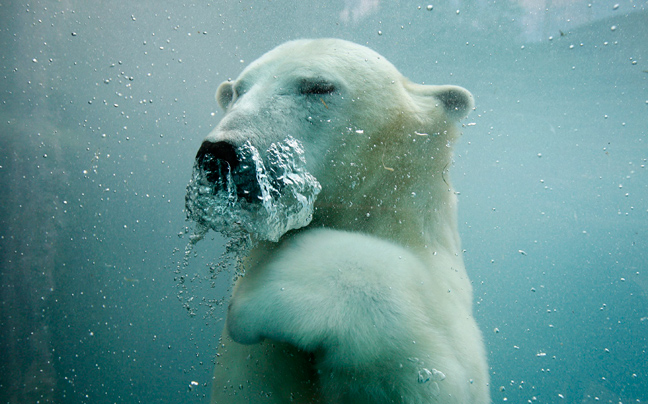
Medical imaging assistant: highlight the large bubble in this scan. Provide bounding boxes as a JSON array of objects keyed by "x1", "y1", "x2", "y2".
[{"x1": 185, "y1": 136, "x2": 321, "y2": 243}]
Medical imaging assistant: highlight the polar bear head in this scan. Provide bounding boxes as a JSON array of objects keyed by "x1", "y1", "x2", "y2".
[{"x1": 186, "y1": 38, "x2": 473, "y2": 242}]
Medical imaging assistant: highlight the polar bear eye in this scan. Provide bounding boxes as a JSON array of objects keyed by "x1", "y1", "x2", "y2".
[{"x1": 298, "y1": 79, "x2": 336, "y2": 96}]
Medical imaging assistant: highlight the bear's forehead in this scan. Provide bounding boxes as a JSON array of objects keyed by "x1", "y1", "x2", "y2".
[{"x1": 238, "y1": 39, "x2": 402, "y2": 85}]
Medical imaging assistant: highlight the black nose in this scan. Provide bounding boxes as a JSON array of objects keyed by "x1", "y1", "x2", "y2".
[
  {"x1": 195, "y1": 141, "x2": 239, "y2": 184},
  {"x1": 196, "y1": 141, "x2": 238, "y2": 168}
]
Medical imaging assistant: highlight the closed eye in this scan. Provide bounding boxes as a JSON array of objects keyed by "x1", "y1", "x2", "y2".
[{"x1": 298, "y1": 79, "x2": 336, "y2": 95}]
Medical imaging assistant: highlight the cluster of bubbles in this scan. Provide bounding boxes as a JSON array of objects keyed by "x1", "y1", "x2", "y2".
[
  {"x1": 185, "y1": 136, "x2": 321, "y2": 244},
  {"x1": 178, "y1": 136, "x2": 321, "y2": 317},
  {"x1": 410, "y1": 357, "x2": 446, "y2": 397}
]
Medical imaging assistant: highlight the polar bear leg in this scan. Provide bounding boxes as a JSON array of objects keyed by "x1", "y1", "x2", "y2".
[
  {"x1": 224, "y1": 228, "x2": 443, "y2": 404},
  {"x1": 226, "y1": 229, "x2": 425, "y2": 357}
]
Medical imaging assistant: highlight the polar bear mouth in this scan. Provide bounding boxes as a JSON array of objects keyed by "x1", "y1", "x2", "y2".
[{"x1": 185, "y1": 137, "x2": 321, "y2": 242}]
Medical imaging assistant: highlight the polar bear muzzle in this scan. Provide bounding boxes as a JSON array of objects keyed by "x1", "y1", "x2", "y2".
[
  {"x1": 186, "y1": 136, "x2": 321, "y2": 242},
  {"x1": 195, "y1": 140, "x2": 261, "y2": 204}
]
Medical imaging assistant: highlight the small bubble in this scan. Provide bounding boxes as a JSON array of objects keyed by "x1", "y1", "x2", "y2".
[
  {"x1": 418, "y1": 369, "x2": 432, "y2": 383},
  {"x1": 426, "y1": 5, "x2": 433, "y2": 10},
  {"x1": 431, "y1": 368, "x2": 445, "y2": 381},
  {"x1": 377, "y1": 30, "x2": 383, "y2": 35},
  {"x1": 610, "y1": 25, "x2": 617, "y2": 31}
]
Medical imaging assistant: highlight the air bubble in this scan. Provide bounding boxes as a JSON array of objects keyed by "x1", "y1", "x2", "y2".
[{"x1": 185, "y1": 137, "x2": 321, "y2": 243}]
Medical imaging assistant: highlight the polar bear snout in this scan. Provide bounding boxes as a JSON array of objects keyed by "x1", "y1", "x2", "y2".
[
  {"x1": 196, "y1": 140, "x2": 238, "y2": 181},
  {"x1": 195, "y1": 140, "x2": 261, "y2": 204}
]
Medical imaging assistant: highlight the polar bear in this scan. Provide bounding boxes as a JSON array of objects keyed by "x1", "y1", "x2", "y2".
[{"x1": 186, "y1": 38, "x2": 490, "y2": 403}]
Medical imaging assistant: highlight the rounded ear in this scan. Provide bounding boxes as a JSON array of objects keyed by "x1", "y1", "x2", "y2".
[
  {"x1": 216, "y1": 81, "x2": 234, "y2": 110},
  {"x1": 433, "y1": 85, "x2": 474, "y2": 120},
  {"x1": 407, "y1": 83, "x2": 474, "y2": 120}
]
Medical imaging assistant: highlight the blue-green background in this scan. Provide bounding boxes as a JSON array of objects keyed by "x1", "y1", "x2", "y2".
[{"x1": 1, "y1": 1, "x2": 646, "y2": 403}]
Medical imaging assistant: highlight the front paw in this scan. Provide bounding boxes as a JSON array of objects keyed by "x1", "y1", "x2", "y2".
[
  {"x1": 226, "y1": 271, "x2": 329, "y2": 350},
  {"x1": 224, "y1": 228, "x2": 424, "y2": 358},
  {"x1": 226, "y1": 295, "x2": 266, "y2": 345}
]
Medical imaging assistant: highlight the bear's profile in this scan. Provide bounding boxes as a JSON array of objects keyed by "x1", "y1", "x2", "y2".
[{"x1": 186, "y1": 38, "x2": 490, "y2": 404}]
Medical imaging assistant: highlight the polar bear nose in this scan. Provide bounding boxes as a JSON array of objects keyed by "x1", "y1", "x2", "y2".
[{"x1": 195, "y1": 141, "x2": 239, "y2": 183}]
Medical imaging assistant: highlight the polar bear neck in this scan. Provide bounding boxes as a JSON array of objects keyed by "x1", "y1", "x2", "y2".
[
  {"x1": 310, "y1": 171, "x2": 461, "y2": 256},
  {"x1": 305, "y1": 113, "x2": 463, "y2": 256}
]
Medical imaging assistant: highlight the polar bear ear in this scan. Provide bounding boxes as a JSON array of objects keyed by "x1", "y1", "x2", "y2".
[
  {"x1": 432, "y1": 85, "x2": 474, "y2": 120},
  {"x1": 216, "y1": 81, "x2": 234, "y2": 110},
  {"x1": 408, "y1": 84, "x2": 474, "y2": 120}
]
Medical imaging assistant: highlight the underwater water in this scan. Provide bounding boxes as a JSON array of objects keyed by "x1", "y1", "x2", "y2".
[{"x1": 0, "y1": 1, "x2": 646, "y2": 403}]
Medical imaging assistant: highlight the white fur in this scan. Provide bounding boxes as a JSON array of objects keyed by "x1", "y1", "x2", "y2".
[{"x1": 205, "y1": 39, "x2": 489, "y2": 404}]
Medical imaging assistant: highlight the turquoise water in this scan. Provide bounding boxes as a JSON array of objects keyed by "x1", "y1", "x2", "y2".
[{"x1": 1, "y1": 1, "x2": 646, "y2": 403}]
